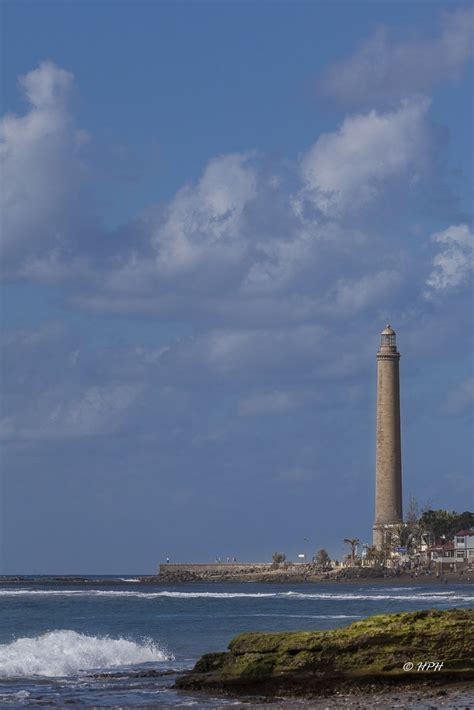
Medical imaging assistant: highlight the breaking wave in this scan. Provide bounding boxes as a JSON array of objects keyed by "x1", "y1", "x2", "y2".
[
  {"x1": 0, "y1": 630, "x2": 172, "y2": 678},
  {"x1": 0, "y1": 589, "x2": 472, "y2": 602}
]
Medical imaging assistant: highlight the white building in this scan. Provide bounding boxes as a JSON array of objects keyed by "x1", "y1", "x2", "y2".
[
  {"x1": 454, "y1": 529, "x2": 474, "y2": 566},
  {"x1": 428, "y1": 542, "x2": 455, "y2": 570}
]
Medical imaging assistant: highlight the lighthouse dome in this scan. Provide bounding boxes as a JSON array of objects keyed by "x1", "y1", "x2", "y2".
[{"x1": 380, "y1": 324, "x2": 397, "y2": 350}]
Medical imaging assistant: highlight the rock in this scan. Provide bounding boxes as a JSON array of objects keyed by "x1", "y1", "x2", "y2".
[
  {"x1": 175, "y1": 609, "x2": 474, "y2": 697},
  {"x1": 152, "y1": 563, "x2": 392, "y2": 584}
]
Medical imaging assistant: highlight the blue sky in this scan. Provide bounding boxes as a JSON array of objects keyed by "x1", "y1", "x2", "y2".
[{"x1": 1, "y1": 1, "x2": 473, "y2": 573}]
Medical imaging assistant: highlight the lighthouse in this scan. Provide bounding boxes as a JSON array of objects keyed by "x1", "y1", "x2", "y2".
[{"x1": 373, "y1": 324, "x2": 403, "y2": 549}]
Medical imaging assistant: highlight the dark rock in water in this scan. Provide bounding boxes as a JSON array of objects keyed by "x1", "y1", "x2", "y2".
[{"x1": 175, "y1": 609, "x2": 474, "y2": 697}]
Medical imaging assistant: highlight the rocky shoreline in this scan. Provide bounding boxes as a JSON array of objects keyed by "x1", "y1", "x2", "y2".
[
  {"x1": 153, "y1": 565, "x2": 473, "y2": 585},
  {"x1": 175, "y1": 609, "x2": 474, "y2": 699},
  {"x1": 1, "y1": 566, "x2": 472, "y2": 585}
]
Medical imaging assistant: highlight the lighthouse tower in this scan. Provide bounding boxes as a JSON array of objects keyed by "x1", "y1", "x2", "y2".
[{"x1": 373, "y1": 324, "x2": 403, "y2": 549}]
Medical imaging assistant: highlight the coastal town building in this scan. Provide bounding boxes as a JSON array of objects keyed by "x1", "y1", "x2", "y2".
[
  {"x1": 373, "y1": 325, "x2": 403, "y2": 549},
  {"x1": 426, "y1": 542, "x2": 455, "y2": 571},
  {"x1": 454, "y1": 529, "x2": 474, "y2": 563},
  {"x1": 425, "y1": 530, "x2": 474, "y2": 571}
]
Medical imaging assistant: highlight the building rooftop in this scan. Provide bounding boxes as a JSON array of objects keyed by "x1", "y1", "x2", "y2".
[{"x1": 427, "y1": 542, "x2": 455, "y2": 552}]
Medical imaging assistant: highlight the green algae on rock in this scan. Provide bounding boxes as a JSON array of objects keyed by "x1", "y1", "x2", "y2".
[{"x1": 175, "y1": 609, "x2": 474, "y2": 696}]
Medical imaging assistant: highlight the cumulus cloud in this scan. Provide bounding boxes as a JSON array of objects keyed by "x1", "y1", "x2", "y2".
[
  {"x1": 318, "y1": 7, "x2": 474, "y2": 108},
  {"x1": 425, "y1": 224, "x2": 473, "y2": 294},
  {"x1": 19, "y1": 61, "x2": 74, "y2": 109},
  {"x1": 1, "y1": 61, "x2": 443, "y2": 329},
  {"x1": 152, "y1": 152, "x2": 257, "y2": 274},
  {"x1": 83, "y1": 129, "x2": 414, "y2": 324},
  {"x1": 0, "y1": 61, "x2": 93, "y2": 274},
  {"x1": 1, "y1": 59, "x2": 467, "y2": 390},
  {"x1": 298, "y1": 97, "x2": 431, "y2": 215}
]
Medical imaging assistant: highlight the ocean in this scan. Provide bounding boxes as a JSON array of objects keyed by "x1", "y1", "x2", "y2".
[{"x1": 1, "y1": 578, "x2": 473, "y2": 707}]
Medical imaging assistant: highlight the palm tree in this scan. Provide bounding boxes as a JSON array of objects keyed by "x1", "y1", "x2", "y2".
[
  {"x1": 364, "y1": 544, "x2": 379, "y2": 567},
  {"x1": 343, "y1": 538, "x2": 360, "y2": 566}
]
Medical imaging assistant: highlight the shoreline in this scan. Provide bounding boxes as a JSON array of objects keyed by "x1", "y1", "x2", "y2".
[
  {"x1": 152, "y1": 570, "x2": 473, "y2": 585},
  {"x1": 0, "y1": 571, "x2": 472, "y2": 585}
]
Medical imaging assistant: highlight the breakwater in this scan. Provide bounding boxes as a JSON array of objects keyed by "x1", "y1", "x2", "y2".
[
  {"x1": 156, "y1": 563, "x2": 291, "y2": 583},
  {"x1": 153, "y1": 563, "x2": 390, "y2": 583}
]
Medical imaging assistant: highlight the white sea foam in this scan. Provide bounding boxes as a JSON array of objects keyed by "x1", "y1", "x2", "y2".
[
  {"x1": 0, "y1": 630, "x2": 172, "y2": 678},
  {"x1": 280, "y1": 591, "x2": 473, "y2": 602},
  {"x1": 0, "y1": 589, "x2": 472, "y2": 602},
  {"x1": 247, "y1": 614, "x2": 361, "y2": 619},
  {"x1": 0, "y1": 589, "x2": 277, "y2": 599}
]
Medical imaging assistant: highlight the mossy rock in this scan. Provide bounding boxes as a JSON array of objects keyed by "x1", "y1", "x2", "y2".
[{"x1": 175, "y1": 608, "x2": 474, "y2": 697}]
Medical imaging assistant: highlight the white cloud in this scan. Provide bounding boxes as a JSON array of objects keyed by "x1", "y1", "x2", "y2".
[
  {"x1": 299, "y1": 98, "x2": 431, "y2": 215},
  {"x1": 151, "y1": 152, "x2": 257, "y2": 274},
  {"x1": 0, "y1": 61, "x2": 91, "y2": 273},
  {"x1": 19, "y1": 61, "x2": 74, "y2": 109},
  {"x1": 425, "y1": 224, "x2": 473, "y2": 294},
  {"x1": 1, "y1": 60, "x2": 461, "y2": 350},
  {"x1": 318, "y1": 7, "x2": 474, "y2": 108}
]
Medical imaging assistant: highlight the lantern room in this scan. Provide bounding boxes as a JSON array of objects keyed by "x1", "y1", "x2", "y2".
[{"x1": 380, "y1": 324, "x2": 397, "y2": 352}]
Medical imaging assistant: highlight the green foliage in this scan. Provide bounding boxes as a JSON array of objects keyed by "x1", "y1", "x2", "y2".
[
  {"x1": 418, "y1": 509, "x2": 474, "y2": 544},
  {"x1": 272, "y1": 552, "x2": 286, "y2": 564},
  {"x1": 314, "y1": 548, "x2": 330, "y2": 568},
  {"x1": 343, "y1": 538, "x2": 360, "y2": 563},
  {"x1": 364, "y1": 544, "x2": 383, "y2": 565}
]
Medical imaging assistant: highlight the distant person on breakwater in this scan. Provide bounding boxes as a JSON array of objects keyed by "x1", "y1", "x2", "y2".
[{"x1": 166, "y1": 558, "x2": 170, "y2": 564}]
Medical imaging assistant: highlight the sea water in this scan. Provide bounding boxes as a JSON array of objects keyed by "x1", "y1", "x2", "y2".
[{"x1": 0, "y1": 579, "x2": 473, "y2": 707}]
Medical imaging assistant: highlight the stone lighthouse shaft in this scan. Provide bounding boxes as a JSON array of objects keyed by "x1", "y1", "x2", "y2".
[{"x1": 373, "y1": 325, "x2": 403, "y2": 549}]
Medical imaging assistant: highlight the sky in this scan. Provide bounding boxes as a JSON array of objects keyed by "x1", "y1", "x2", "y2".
[{"x1": 1, "y1": 0, "x2": 473, "y2": 574}]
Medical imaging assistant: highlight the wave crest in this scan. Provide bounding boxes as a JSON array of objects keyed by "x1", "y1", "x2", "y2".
[
  {"x1": 0, "y1": 630, "x2": 172, "y2": 678},
  {"x1": 0, "y1": 588, "x2": 472, "y2": 603}
]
